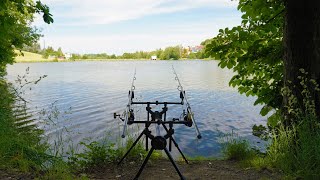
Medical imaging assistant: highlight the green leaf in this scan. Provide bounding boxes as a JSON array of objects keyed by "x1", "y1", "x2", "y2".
[
  {"x1": 260, "y1": 105, "x2": 273, "y2": 116},
  {"x1": 267, "y1": 112, "x2": 279, "y2": 128}
]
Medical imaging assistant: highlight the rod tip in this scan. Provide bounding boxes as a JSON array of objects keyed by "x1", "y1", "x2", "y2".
[
  {"x1": 121, "y1": 135, "x2": 125, "y2": 138},
  {"x1": 197, "y1": 135, "x2": 202, "y2": 139}
]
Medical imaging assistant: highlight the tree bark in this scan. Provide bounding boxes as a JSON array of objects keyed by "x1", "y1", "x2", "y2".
[{"x1": 283, "y1": 0, "x2": 320, "y2": 121}]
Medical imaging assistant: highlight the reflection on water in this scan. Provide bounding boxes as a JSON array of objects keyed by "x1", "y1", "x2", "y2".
[{"x1": 6, "y1": 60, "x2": 267, "y2": 157}]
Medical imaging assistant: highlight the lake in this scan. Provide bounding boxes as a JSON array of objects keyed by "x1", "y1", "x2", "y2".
[{"x1": 6, "y1": 60, "x2": 267, "y2": 157}]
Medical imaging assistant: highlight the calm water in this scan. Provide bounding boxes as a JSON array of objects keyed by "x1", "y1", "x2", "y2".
[{"x1": 6, "y1": 60, "x2": 267, "y2": 157}]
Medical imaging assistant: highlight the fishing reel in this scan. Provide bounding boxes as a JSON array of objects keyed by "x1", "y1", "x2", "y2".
[
  {"x1": 176, "y1": 109, "x2": 192, "y2": 127},
  {"x1": 127, "y1": 109, "x2": 135, "y2": 124},
  {"x1": 113, "y1": 109, "x2": 135, "y2": 124},
  {"x1": 183, "y1": 111, "x2": 193, "y2": 127}
]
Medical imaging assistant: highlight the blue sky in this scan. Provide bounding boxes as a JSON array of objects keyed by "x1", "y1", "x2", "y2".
[{"x1": 35, "y1": 0, "x2": 242, "y2": 55}]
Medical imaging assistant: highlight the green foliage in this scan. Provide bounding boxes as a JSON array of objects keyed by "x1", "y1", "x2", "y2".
[
  {"x1": 120, "y1": 51, "x2": 150, "y2": 59},
  {"x1": 160, "y1": 46, "x2": 181, "y2": 60},
  {"x1": 39, "y1": 159, "x2": 77, "y2": 180},
  {"x1": 70, "y1": 46, "x2": 198, "y2": 60},
  {"x1": 66, "y1": 45, "x2": 208, "y2": 60},
  {"x1": 220, "y1": 132, "x2": 272, "y2": 171},
  {"x1": 69, "y1": 136, "x2": 161, "y2": 170},
  {"x1": 42, "y1": 46, "x2": 64, "y2": 59},
  {"x1": 233, "y1": 71, "x2": 320, "y2": 177},
  {"x1": 267, "y1": 116, "x2": 320, "y2": 178},
  {"x1": 56, "y1": 47, "x2": 64, "y2": 57},
  {"x1": 69, "y1": 141, "x2": 120, "y2": 169},
  {"x1": 221, "y1": 132, "x2": 255, "y2": 161},
  {"x1": 0, "y1": 79, "x2": 50, "y2": 172},
  {"x1": 0, "y1": 0, "x2": 53, "y2": 76},
  {"x1": 0, "y1": 70, "x2": 77, "y2": 179},
  {"x1": 265, "y1": 72, "x2": 320, "y2": 178},
  {"x1": 205, "y1": 0, "x2": 284, "y2": 116},
  {"x1": 188, "y1": 51, "x2": 204, "y2": 59},
  {"x1": 252, "y1": 124, "x2": 268, "y2": 141},
  {"x1": 22, "y1": 42, "x2": 42, "y2": 54},
  {"x1": 120, "y1": 136, "x2": 161, "y2": 161}
]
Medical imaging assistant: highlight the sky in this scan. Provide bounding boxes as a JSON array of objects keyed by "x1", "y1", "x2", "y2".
[{"x1": 34, "y1": 0, "x2": 242, "y2": 55}]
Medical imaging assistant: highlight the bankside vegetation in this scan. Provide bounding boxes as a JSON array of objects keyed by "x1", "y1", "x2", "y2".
[{"x1": 206, "y1": 0, "x2": 320, "y2": 178}]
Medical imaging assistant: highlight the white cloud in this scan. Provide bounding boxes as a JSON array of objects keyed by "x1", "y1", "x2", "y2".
[
  {"x1": 36, "y1": 0, "x2": 238, "y2": 26},
  {"x1": 34, "y1": 0, "x2": 241, "y2": 54},
  {"x1": 41, "y1": 18, "x2": 240, "y2": 54}
]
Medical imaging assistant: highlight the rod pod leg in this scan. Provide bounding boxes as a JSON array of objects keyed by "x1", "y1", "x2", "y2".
[
  {"x1": 133, "y1": 148, "x2": 154, "y2": 180},
  {"x1": 118, "y1": 130, "x2": 145, "y2": 165},
  {"x1": 162, "y1": 124, "x2": 189, "y2": 164},
  {"x1": 164, "y1": 148, "x2": 186, "y2": 180}
]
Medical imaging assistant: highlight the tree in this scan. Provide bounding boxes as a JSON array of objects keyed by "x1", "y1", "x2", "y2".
[
  {"x1": 205, "y1": 0, "x2": 320, "y2": 125},
  {"x1": 0, "y1": 0, "x2": 53, "y2": 76},
  {"x1": 160, "y1": 46, "x2": 180, "y2": 60},
  {"x1": 110, "y1": 54, "x2": 116, "y2": 59},
  {"x1": 22, "y1": 42, "x2": 42, "y2": 53},
  {"x1": 57, "y1": 47, "x2": 64, "y2": 57},
  {"x1": 205, "y1": 0, "x2": 284, "y2": 116},
  {"x1": 43, "y1": 46, "x2": 55, "y2": 58},
  {"x1": 283, "y1": 1, "x2": 320, "y2": 118}
]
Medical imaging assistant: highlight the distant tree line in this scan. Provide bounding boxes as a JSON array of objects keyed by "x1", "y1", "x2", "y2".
[
  {"x1": 71, "y1": 45, "x2": 210, "y2": 60},
  {"x1": 22, "y1": 43, "x2": 212, "y2": 60},
  {"x1": 22, "y1": 43, "x2": 64, "y2": 59}
]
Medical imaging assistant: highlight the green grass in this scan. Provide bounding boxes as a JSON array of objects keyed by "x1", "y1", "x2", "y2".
[
  {"x1": 219, "y1": 73, "x2": 320, "y2": 178},
  {"x1": 266, "y1": 116, "x2": 320, "y2": 178},
  {"x1": 220, "y1": 132, "x2": 272, "y2": 171},
  {"x1": 0, "y1": 79, "x2": 78, "y2": 178},
  {"x1": 14, "y1": 51, "x2": 52, "y2": 62},
  {"x1": 0, "y1": 80, "x2": 49, "y2": 172},
  {"x1": 264, "y1": 74, "x2": 320, "y2": 178},
  {"x1": 184, "y1": 156, "x2": 218, "y2": 161},
  {"x1": 221, "y1": 132, "x2": 256, "y2": 161}
]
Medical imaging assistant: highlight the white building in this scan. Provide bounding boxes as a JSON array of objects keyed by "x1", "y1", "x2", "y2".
[
  {"x1": 151, "y1": 55, "x2": 157, "y2": 60},
  {"x1": 65, "y1": 53, "x2": 72, "y2": 60}
]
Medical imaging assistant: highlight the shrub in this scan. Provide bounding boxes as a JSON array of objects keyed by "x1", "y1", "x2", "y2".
[
  {"x1": 69, "y1": 140, "x2": 120, "y2": 169},
  {"x1": 221, "y1": 132, "x2": 255, "y2": 161},
  {"x1": 266, "y1": 70, "x2": 320, "y2": 178}
]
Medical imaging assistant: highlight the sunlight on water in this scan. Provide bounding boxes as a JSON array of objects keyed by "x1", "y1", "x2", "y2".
[{"x1": 6, "y1": 60, "x2": 267, "y2": 157}]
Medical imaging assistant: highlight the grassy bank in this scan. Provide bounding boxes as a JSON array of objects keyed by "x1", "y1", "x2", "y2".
[
  {"x1": 14, "y1": 51, "x2": 52, "y2": 62},
  {"x1": 0, "y1": 79, "x2": 50, "y2": 172},
  {"x1": 221, "y1": 116, "x2": 320, "y2": 179}
]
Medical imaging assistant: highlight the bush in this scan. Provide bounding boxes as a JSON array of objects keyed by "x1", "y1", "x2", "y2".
[
  {"x1": 0, "y1": 79, "x2": 50, "y2": 172},
  {"x1": 69, "y1": 141, "x2": 121, "y2": 169},
  {"x1": 266, "y1": 70, "x2": 320, "y2": 178},
  {"x1": 221, "y1": 132, "x2": 255, "y2": 161},
  {"x1": 267, "y1": 115, "x2": 320, "y2": 178}
]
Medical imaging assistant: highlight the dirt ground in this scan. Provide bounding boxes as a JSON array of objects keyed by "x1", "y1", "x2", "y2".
[
  {"x1": 85, "y1": 159, "x2": 280, "y2": 180},
  {"x1": 0, "y1": 159, "x2": 280, "y2": 180},
  {"x1": 0, "y1": 169, "x2": 34, "y2": 180}
]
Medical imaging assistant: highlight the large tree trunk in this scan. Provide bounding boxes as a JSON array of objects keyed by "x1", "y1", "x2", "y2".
[{"x1": 283, "y1": 0, "x2": 320, "y2": 121}]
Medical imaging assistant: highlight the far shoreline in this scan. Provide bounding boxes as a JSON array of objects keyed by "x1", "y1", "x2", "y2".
[{"x1": 14, "y1": 58, "x2": 215, "y2": 63}]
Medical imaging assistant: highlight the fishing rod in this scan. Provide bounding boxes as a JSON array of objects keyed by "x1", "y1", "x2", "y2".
[
  {"x1": 114, "y1": 68, "x2": 202, "y2": 179},
  {"x1": 172, "y1": 66, "x2": 202, "y2": 139},
  {"x1": 121, "y1": 69, "x2": 136, "y2": 138}
]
